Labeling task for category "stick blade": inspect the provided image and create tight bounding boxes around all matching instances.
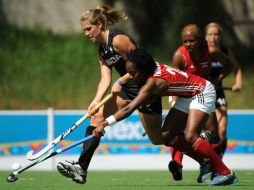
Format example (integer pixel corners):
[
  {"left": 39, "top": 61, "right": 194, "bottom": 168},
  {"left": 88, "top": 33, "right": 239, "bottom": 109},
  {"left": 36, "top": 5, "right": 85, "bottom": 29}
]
[
  {"left": 26, "top": 150, "right": 38, "bottom": 161},
  {"left": 7, "top": 174, "right": 18, "bottom": 182}
]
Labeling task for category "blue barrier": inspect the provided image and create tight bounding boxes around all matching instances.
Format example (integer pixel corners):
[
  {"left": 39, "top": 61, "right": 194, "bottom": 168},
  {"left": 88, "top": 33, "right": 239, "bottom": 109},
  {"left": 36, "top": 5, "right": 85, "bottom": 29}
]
[{"left": 0, "top": 110, "right": 254, "bottom": 155}]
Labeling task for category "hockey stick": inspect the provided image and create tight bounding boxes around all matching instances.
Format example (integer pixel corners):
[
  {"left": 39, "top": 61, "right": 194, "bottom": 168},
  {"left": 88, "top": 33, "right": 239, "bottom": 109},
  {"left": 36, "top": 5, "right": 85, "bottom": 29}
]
[
  {"left": 215, "top": 86, "right": 232, "bottom": 91},
  {"left": 222, "top": 87, "right": 232, "bottom": 91},
  {"left": 26, "top": 93, "right": 113, "bottom": 160},
  {"left": 7, "top": 135, "right": 94, "bottom": 183}
]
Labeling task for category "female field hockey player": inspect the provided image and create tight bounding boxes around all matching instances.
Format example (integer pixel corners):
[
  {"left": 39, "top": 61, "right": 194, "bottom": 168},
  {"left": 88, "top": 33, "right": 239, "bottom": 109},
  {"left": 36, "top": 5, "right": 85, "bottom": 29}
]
[
  {"left": 93, "top": 48, "right": 238, "bottom": 186},
  {"left": 56, "top": 4, "right": 163, "bottom": 184},
  {"left": 205, "top": 22, "right": 243, "bottom": 158},
  {"left": 167, "top": 24, "right": 233, "bottom": 183}
]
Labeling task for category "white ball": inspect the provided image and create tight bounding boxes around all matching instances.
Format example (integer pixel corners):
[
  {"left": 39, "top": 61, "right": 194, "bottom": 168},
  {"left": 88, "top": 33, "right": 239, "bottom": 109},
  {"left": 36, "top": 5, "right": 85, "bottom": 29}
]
[{"left": 12, "top": 163, "right": 21, "bottom": 171}]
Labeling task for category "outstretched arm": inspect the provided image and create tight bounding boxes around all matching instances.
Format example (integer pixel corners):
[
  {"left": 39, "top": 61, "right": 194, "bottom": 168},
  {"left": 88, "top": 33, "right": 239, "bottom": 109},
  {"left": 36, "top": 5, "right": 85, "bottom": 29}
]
[
  {"left": 170, "top": 49, "right": 183, "bottom": 106},
  {"left": 93, "top": 78, "right": 157, "bottom": 137},
  {"left": 228, "top": 50, "right": 242, "bottom": 91}
]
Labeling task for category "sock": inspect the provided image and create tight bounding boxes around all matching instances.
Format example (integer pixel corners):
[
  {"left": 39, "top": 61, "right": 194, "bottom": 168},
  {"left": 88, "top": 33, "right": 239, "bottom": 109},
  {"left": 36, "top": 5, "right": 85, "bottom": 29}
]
[
  {"left": 172, "top": 134, "right": 204, "bottom": 164},
  {"left": 211, "top": 143, "right": 221, "bottom": 157},
  {"left": 78, "top": 125, "right": 101, "bottom": 171},
  {"left": 193, "top": 138, "right": 231, "bottom": 175},
  {"left": 170, "top": 147, "right": 183, "bottom": 166}
]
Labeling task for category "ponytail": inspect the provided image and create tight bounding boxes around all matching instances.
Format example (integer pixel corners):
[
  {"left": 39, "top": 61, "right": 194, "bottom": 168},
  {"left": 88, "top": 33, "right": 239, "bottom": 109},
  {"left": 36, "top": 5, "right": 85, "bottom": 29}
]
[{"left": 80, "top": 4, "right": 127, "bottom": 27}]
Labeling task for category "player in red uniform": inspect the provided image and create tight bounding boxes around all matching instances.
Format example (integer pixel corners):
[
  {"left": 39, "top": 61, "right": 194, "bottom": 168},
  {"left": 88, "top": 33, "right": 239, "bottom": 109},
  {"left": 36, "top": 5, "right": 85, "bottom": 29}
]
[
  {"left": 168, "top": 24, "right": 233, "bottom": 183},
  {"left": 93, "top": 48, "right": 238, "bottom": 186}
]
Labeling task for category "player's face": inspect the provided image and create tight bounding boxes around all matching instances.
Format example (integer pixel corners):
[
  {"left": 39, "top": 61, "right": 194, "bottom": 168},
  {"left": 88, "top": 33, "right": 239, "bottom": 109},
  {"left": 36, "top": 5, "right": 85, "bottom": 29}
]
[
  {"left": 205, "top": 26, "right": 221, "bottom": 47},
  {"left": 126, "top": 61, "right": 146, "bottom": 85},
  {"left": 81, "top": 21, "right": 103, "bottom": 43},
  {"left": 182, "top": 33, "right": 198, "bottom": 52}
]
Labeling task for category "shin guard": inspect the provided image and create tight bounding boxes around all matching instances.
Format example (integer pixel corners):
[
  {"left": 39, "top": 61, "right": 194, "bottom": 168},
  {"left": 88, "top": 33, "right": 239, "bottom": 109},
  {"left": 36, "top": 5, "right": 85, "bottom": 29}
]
[{"left": 78, "top": 126, "right": 101, "bottom": 171}]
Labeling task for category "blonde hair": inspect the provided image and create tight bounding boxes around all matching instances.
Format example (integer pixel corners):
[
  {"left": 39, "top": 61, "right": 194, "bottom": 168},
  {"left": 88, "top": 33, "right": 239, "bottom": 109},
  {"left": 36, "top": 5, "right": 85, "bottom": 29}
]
[
  {"left": 205, "top": 22, "right": 223, "bottom": 35},
  {"left": 80, "top": 4, "right": 127, "bottom": 27}
]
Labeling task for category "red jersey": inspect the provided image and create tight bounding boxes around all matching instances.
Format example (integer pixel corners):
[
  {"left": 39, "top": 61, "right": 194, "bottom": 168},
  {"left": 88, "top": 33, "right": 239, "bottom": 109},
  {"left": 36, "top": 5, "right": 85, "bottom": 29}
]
[
  {"left": 151, "top": 63, "right": 206, "bottom": 98},
  {"left": 178, "top": 43, "right": 212, "bottom": 78}
]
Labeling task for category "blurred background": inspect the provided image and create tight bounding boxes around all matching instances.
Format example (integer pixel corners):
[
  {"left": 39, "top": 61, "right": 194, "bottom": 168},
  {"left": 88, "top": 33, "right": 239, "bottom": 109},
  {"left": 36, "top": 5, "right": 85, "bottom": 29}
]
[
  {"left": 0, "top": 0, "right": 253, "bottom": 109},
  {"left": 0, "top": 0, "right": 254, "bottom": 172}
]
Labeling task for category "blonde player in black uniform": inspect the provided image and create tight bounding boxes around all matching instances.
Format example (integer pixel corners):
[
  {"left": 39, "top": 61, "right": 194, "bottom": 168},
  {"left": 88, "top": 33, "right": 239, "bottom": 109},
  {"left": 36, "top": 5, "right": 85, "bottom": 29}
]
[
  {"left": 205, "top": 22, "right": 243, "bottom": 158},
  {"left": 56, "top": 4, "right": 163, "bottom": 184}
]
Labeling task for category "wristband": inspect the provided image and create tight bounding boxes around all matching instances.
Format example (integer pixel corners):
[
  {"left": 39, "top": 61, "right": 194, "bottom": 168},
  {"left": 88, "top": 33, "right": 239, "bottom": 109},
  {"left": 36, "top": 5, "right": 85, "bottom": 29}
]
[
  {"left": 115, "top": 80, "right": 122, "bottom": 86},
  {"left": 105, "top": 115, "right": 117, "bottom": 125}
]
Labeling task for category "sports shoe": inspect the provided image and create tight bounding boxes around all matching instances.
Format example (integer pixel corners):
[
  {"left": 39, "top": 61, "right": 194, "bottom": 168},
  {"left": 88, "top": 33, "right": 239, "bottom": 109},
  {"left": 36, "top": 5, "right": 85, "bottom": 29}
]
[
  {"left": 208, "top": 172, "right": 238, "bottom": 186},
  {"left": 57, "top": 160, "right": 87, "bottom": 184},
  {"left": 168, "top": 160, "right": 182, "bottom": 181},
  {"left": 197, "top": 162, "right": 212, "bottom": 183}
]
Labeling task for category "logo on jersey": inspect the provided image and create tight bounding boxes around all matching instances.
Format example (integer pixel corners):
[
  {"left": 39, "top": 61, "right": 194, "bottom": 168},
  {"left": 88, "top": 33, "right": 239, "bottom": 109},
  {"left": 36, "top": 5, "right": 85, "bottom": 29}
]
[
  {"left": 212, "top": 61, "right": 223, "bottom": 68},
  {"left": 200, "top": 62, "right": 209, "bottom": 68},
  {"left": 105, "top": 55, "right": 121, "bottom": 66},
  {"left": 217, "top": 98, "right": 227, "bottom": 106}
]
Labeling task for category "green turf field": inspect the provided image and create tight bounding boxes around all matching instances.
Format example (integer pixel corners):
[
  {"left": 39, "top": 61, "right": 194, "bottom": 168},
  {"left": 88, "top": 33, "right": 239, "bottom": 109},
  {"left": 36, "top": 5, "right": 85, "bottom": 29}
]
[{"left": 0, "top": 170, "right": 254, "bottom": 190}]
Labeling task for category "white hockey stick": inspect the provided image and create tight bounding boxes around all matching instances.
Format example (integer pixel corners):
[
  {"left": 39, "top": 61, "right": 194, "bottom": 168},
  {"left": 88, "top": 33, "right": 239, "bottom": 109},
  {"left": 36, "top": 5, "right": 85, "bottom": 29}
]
[
  {"left": 7, "top": 135, "right": 94, "bottom": 183},
  {"left": 26, "top": 93, "right": 113, "bottom": 160}
]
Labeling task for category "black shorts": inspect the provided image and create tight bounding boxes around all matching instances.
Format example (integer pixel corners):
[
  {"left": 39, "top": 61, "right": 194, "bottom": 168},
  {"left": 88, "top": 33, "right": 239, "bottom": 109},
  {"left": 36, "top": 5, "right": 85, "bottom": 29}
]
[
  {"left": 118, "top": 84, "right": 162, "bottom": 115},
  {"left": 215, "top": 86, "right": 227, "bottom": 108},
  {"left": 138, "top": 95, "right": 162, "bottom": 115}
]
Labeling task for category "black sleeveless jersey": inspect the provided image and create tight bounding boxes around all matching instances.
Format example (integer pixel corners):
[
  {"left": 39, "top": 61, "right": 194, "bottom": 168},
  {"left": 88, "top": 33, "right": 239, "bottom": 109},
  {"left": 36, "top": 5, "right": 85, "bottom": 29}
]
[
  {"left": 209, "top": 46, "right": 229, "bottom": 86},
  {"left": 98, "top": 29, "right": 139, "bottom": 99},
  {"left": 209, "top": 46, "right": 229, "bottom": 105}
]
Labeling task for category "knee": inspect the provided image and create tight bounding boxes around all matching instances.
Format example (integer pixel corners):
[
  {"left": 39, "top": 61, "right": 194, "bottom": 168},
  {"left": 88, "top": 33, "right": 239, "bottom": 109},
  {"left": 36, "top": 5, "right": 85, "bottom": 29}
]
[
  {"left": 184, "top": 132, "right": 198, "bottom": 144},
  {"left": 160, "top": 131, "right": 176, "bottom": 146},
  {"left": 90, "top": 113, "right": 105, "bottom": 125},
  {"left": 146, "top": 133, "right": 164, "bottom": 145},
  {"left": 161, "top": 130, "right": 170, "bottom": 140}
]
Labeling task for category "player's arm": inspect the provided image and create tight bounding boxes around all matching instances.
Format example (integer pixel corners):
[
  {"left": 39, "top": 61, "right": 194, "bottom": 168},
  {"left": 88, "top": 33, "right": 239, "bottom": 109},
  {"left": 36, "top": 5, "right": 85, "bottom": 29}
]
[
  {"left": 93, "top": 78, "right": 156, "bottom": 137},
  {"left": 209, "top": 46, "right": 233, "bottom": 81},
  {"left": 110, "top": 35, "right": 136, "bottom": 92},
  {"left": 112, "top": 34, "right": 136, "bottom": 61},
  {"left": 228, "top": 49, "right": 242, "bottom": 91},
  {"left": 114, "top": 79, "right": 155, "bottom": 119},
  {"left": 114, "top": 73, "right": 131, "bottom": 85},
  {"left": 170, "top": 49, "right": 183, "bottom": 105},
  {"left": 111, "top": 73, "right": 131, "bottom": 94},
  {"left": 172, "top": 49, "right": 184, "bottom": 70},
  {"left": 89, "top": 54, "right": 111, "bottom": 114}
]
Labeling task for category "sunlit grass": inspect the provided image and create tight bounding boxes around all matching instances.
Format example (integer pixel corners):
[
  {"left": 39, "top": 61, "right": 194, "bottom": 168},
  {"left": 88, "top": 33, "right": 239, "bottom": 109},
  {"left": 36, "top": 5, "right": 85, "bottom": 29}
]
[{"left": 0, "top": 170, "right": 253, "bottom": 190}]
